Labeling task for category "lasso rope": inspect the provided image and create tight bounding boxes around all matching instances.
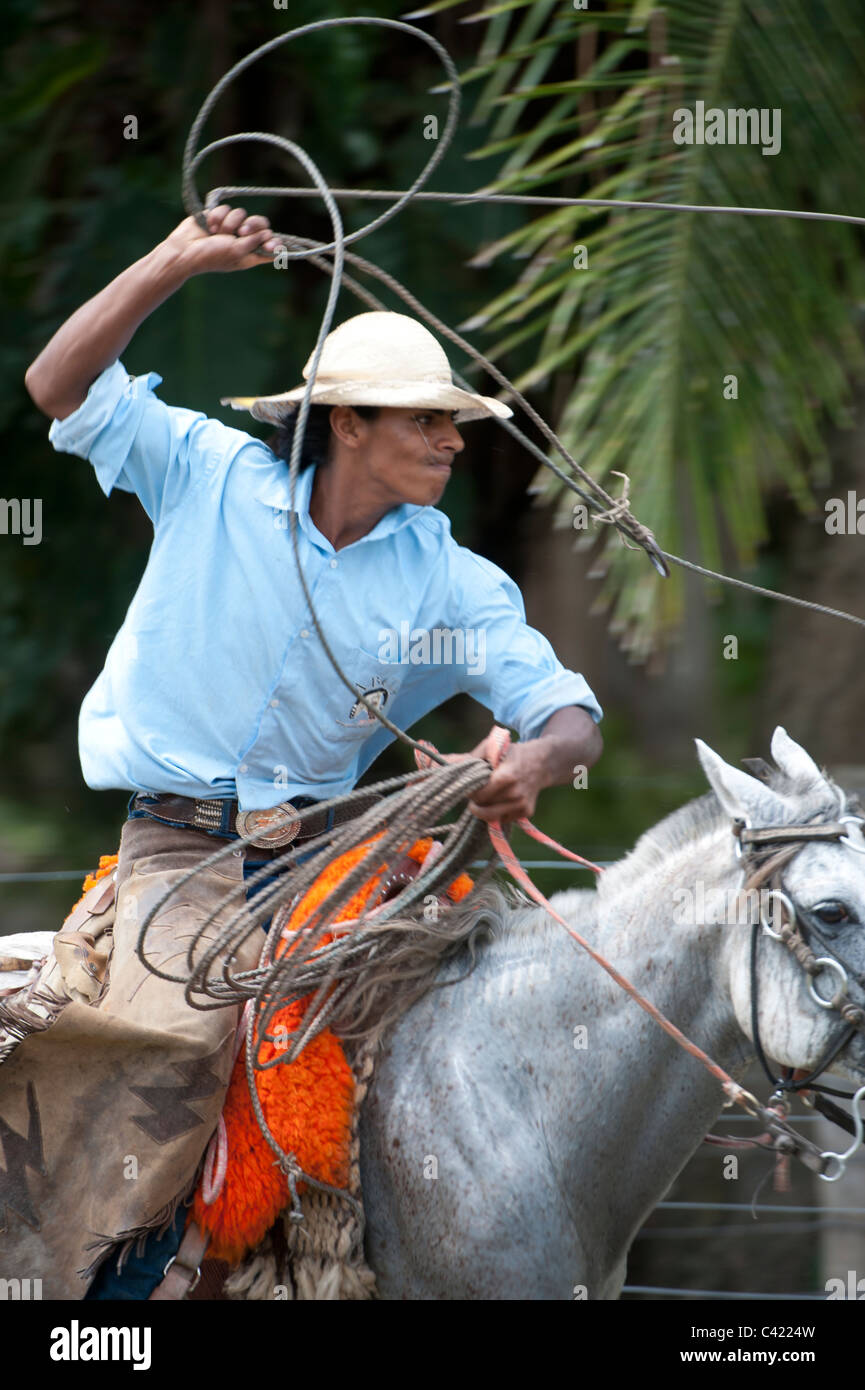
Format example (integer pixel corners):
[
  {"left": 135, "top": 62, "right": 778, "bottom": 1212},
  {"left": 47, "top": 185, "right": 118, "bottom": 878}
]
[
  {"left": 209, "top": 182, "right": 865, "bottom": 229},
  {"left": 262, "top": 233, "right": 865, "bottom": 632},
  {"left": 135, "top": 756, "right": 496, "bottom": 1012}
]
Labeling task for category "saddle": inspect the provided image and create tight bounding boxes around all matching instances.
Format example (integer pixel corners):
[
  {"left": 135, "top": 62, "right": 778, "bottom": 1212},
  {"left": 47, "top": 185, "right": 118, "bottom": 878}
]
[{"left": 0, "top": 856, "right": 117, "bottom": 1062}]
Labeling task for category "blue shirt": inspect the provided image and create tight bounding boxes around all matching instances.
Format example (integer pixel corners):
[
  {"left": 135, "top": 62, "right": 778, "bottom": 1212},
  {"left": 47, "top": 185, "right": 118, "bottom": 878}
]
[{"left": 49, "top": 361, "right": 602, "bottom": 810}]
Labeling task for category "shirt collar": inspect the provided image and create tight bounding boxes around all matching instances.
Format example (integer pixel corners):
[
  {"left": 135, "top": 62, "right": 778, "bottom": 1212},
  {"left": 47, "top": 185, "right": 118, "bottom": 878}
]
[{"left": 254, "top": 457, "right": 431, "bottom": 546}]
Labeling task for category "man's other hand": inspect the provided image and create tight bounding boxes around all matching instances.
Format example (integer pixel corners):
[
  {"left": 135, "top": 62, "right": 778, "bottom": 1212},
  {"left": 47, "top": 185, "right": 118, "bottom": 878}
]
[
  {"left": 447, "top": 706, "right": 603, "bottom": 825},
  {"left": 465, "top": 735, "right": 550, "bottom": 824}
]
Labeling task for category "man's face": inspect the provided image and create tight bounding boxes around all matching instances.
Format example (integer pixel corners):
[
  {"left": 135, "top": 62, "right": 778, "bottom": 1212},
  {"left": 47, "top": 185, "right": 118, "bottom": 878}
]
[{"left": 344, "top": 407, "right": 465, "bottom": 507}]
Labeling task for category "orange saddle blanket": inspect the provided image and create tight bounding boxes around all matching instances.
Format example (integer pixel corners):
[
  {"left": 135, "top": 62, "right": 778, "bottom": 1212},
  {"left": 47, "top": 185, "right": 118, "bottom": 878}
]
[{"left": 189, "top": 834, "right": 472, "bottom": 1263}]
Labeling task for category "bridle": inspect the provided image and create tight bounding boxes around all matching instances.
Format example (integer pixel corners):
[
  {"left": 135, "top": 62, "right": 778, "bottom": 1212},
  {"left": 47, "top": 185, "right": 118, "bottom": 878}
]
[{"left": 735, "top": 806, "right": 865, "bottom": 1175}]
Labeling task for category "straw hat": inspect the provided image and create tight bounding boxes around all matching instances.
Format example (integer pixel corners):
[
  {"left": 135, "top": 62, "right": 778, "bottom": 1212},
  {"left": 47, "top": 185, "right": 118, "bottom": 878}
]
[{"left": 221, "top": 311, "right": 513, "bottom": 425}]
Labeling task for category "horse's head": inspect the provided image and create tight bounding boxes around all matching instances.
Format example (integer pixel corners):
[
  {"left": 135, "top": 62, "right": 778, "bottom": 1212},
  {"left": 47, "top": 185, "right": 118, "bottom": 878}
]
[{"left": 697, "top": 727, "right": 865, "bottom": 1087}]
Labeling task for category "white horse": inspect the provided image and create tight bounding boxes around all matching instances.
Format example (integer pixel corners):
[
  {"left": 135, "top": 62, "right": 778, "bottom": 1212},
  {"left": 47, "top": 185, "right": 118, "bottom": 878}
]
[{"left": 357, "top": 728, "right": 865, "bottom": 1298}]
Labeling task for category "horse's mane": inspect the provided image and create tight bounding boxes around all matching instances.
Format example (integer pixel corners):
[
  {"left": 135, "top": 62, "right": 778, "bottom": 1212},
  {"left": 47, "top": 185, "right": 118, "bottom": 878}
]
[{"left": 606, "top": 790, "right": 723, "bottom": 879}]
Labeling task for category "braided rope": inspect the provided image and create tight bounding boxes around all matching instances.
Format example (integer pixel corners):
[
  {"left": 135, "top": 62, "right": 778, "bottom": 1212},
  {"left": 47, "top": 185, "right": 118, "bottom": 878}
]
[
  {"left": 659, "top": 553, "right": 865, "bottom": 631},
  {"left": 208, "top": 182, "right": 865, "bottom": 229},
  {"left": 182, "top": 18, "right": 465, "bottom": 760},
  {"left": 282, "top": 240, "right": 865, "bottom": 631}
]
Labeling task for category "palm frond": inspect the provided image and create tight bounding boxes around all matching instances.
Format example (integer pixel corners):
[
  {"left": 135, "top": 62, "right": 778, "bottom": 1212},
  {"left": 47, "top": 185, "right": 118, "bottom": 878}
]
[{"left": 445, "top": 0, "right": 865, "bottom": 655}]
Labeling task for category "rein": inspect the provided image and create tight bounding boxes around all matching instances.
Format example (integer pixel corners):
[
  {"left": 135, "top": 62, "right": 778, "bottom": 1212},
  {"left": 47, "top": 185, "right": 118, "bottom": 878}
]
[{"left": 483, "top": 735, "right": 752, "bottom": 1101}]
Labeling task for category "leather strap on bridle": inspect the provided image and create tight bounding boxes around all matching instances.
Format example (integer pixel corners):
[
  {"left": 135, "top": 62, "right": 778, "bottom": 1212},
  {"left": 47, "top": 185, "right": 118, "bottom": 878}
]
[
  {"left": 742, "top": 827, "right": 865, "bottom": 1122},
  {"left": 735, "top": 820, "right": 852, "bottom": 853},
  {"left": 702, "top": 818, "right": 865, "bottom": 1165},
  {"left": 749, "top": 912, "right": 857, "bottom": 1094}
]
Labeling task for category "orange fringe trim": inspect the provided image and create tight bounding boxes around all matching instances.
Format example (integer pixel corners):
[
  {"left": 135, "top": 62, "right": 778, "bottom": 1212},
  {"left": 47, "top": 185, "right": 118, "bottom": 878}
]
[
  {"left": 69, "top": 854, "right": 118, "bottom": 917},
  {"left": 192, "top": 835, "right": 472, "bottom": 1263}
]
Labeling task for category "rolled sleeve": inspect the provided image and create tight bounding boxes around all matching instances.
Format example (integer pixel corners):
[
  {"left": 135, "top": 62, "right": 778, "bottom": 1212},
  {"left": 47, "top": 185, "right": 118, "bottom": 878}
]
[
  {"left": 48, "top": 360, "right": 251, "bottom": 524},
  {"left": 453, "top": 550, "right": 602, "bottom": 740}
]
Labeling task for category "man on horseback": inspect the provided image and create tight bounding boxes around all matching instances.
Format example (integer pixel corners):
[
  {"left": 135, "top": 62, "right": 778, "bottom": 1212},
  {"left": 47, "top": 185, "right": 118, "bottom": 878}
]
[{"left": 19, "top": 203, "right": 603, "bottom": 1298}]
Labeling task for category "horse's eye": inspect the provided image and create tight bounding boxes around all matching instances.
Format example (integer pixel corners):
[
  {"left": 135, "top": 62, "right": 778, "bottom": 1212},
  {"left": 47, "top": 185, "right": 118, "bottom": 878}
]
[{"left": 813, "top": 902, "right": 850, "bottom": 926}]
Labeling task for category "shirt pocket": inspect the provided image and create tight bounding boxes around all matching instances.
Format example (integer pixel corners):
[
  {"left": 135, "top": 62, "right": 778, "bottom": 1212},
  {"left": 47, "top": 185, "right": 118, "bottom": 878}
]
[{"left": 328, "top": 645, "right": 407, "bottom": 741}]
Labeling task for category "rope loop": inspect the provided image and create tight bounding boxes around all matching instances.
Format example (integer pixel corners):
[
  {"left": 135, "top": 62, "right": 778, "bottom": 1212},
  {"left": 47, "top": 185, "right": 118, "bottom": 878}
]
[{"left": 182, "top": 17, "right": 461, "bottom": 258}]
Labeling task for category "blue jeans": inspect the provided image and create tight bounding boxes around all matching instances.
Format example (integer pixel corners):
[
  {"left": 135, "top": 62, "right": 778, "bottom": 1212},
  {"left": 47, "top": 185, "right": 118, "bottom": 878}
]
[{"left": 84, "top": 1206, "right": 188, "bottom": 1300}]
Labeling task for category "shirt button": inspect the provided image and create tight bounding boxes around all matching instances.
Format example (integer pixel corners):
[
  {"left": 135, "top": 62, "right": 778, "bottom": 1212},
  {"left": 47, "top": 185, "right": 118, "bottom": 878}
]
[
  {"left": 300, "top": 628, "right": 310, "bottom": 638},
  {"left": 330, "top": 559, "right": 338, "bottom": 569},
  {"left": 270, "top": 699, "right": 279, "bottom": 708},
  {"left": 240, "top": 764, "right": 248, "bottom": 773}
]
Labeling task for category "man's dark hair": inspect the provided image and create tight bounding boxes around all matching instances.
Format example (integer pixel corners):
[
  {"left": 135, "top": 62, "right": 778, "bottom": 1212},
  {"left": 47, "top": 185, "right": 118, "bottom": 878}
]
[{"left": 268, "top": 403, "right": 379, "bottom": 471}]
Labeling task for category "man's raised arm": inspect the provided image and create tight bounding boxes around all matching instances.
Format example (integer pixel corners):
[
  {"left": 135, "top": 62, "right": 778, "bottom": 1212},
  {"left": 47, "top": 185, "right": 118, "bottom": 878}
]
[{"left": 25, "top": 206, "right": 280, "bottom": 421}]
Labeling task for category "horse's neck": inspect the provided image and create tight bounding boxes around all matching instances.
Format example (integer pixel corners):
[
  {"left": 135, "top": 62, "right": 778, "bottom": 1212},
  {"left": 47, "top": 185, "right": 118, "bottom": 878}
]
[
  {"left": 592, "top": 826, "right": 750, "bottom": 1067},
  {"left": 524, "top": 832, "right": 752, "bottom": 1244}
]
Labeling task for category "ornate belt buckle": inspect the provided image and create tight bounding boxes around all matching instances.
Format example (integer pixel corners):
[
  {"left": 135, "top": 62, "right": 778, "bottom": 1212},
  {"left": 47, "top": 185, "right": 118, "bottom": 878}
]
[{"left": 236, "top": 801, "right": 302, "bottom": 849}]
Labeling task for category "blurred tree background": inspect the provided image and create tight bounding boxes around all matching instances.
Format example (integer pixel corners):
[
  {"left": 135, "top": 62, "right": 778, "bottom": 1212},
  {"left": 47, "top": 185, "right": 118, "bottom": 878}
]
[
  {"left": 3, "top": 0, "right": 865, "bottom": 1302},
  {"left": 2, "top": 0, "right": 864, "bottom": 927},
  {"left": 1, "top": 2, "right": 865, "bottom": 934}
]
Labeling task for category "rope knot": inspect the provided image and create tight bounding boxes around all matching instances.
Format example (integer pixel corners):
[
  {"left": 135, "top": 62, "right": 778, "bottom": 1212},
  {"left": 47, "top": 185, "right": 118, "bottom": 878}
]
[{"left": 590, "top": 472, "right": 659, "bottom": 556}]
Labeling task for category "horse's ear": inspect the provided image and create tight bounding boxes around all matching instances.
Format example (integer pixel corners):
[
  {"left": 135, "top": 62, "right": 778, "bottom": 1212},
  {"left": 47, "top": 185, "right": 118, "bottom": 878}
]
[
  {"left": 695, "top": 739, "right": 788, "bottom": 823},
  {"left": 769, "top": 726, "right": 826, "bottom": 789}
]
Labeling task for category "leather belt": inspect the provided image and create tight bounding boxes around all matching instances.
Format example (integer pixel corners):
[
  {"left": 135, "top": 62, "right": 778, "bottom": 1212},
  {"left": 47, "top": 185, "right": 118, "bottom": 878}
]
[{"left": 131, "top": 790, "right": 382, "bottom": 850}]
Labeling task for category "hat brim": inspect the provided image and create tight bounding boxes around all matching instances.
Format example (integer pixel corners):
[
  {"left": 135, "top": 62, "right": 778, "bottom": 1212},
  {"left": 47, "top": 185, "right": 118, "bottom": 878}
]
[{"left": 221, "top": 380, "right": 513, "bottom": 426}]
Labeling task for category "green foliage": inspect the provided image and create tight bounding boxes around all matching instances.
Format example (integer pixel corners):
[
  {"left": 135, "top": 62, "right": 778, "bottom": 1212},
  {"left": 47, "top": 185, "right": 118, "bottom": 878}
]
[{"left": 422, "top": 0, "right": 865, "bottom": 657}]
